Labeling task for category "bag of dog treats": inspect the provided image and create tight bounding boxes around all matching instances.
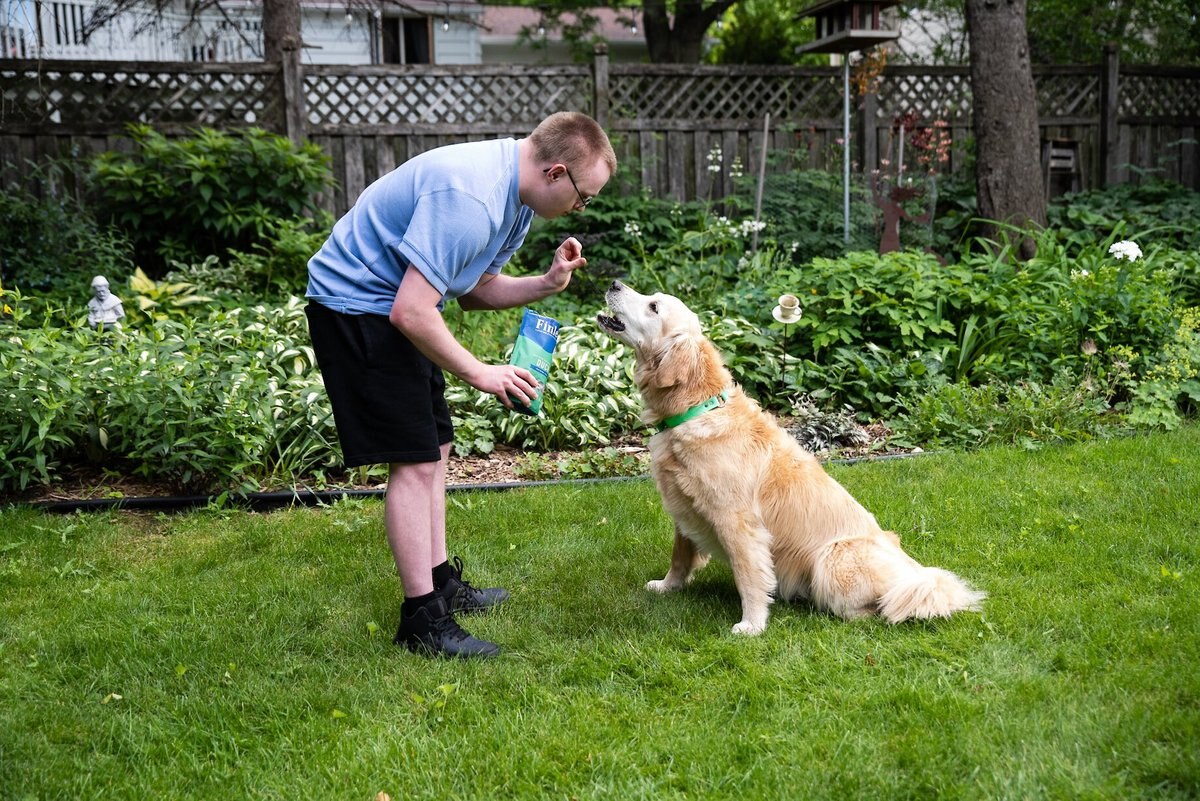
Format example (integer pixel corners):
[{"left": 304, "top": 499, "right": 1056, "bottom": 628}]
[{"left": 507, "top": 308, "right": 560, "bottom": 415}]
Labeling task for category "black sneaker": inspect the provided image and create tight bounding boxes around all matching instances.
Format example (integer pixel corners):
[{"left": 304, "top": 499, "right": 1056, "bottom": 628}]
[
  {"left": 393, "top": 595, "right": 500, "bottom": 659},
  {"left": 437, "top": 556, "right": 510, "bottom": 614}
]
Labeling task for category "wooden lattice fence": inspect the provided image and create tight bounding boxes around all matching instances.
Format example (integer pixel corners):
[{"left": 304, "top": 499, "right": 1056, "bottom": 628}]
[{"left": 2, "top": 49, "right": 1198, "bottom": 217}]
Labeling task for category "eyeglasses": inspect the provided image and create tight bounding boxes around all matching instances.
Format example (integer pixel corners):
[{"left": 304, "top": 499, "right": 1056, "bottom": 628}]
[{"left": 543, "top": 166, "right": 593, "bottom": 209}]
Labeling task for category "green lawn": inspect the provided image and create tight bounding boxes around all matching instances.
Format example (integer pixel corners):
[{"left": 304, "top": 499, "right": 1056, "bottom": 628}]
[{"left": 2, "top": 428, "right": 1198, "bottom": 800}]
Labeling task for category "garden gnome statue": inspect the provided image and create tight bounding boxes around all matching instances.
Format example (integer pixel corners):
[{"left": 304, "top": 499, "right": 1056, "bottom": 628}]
[{"left": 87, "top": 275, "right": 125, "bottom": 329}]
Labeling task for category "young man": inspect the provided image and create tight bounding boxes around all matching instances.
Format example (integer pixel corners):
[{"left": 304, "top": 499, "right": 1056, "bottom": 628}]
[{"left": 306, "top": 111, "right": 617, "bottom": 659}]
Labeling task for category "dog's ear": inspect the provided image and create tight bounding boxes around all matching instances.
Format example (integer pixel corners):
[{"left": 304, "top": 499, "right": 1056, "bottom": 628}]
[{"left": 649, "top": 334, "right": 702, "bottom": 389}]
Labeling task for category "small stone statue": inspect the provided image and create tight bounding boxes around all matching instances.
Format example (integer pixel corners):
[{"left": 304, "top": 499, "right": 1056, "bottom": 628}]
[{"left": 87, "top": 275, "right": 125, "bottom": 329}]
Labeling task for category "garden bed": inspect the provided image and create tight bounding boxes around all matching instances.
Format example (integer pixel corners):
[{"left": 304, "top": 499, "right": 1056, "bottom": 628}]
[{"left": 9, "top": 421, "right": 905, "bottom": 507}]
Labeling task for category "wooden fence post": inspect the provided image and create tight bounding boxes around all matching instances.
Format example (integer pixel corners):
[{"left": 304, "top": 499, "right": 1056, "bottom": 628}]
[
  {"left": 281, "top": 35, "right": 306, "bottom": 145},
  {"left": 862, "top": 90, "right": 878, "bottom": 174},
  {"left": 592, "top": 42, "right": 610, "bottom": 128},
  {"left": 1100, "top": 42, "right": 1119, "bottom": 188}
]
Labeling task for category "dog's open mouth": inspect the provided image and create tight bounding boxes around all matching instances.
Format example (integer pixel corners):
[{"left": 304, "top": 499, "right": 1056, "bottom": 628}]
[{"left": 597, "top": 313, "right": 626, "bottom": 333}]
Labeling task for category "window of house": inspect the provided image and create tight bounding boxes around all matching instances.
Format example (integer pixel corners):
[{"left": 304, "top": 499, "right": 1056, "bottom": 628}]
[
  {"left": 380, "top": 16, "right": 431, "bottom": 64},
  {"left": 52, "top": 2, "right": 86, "bottom": 46}
]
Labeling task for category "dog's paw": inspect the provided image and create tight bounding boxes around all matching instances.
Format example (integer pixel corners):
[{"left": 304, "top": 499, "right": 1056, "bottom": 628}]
[
  {"left": 731, "top": 620, "right": 767, "bottom": 636},
  {"left": 646, "top": 579, "right": 679, "bottom": 594}
]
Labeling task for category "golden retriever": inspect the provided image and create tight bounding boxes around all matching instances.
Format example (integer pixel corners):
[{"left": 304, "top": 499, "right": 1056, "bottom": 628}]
[{"left": 597, "top": 281, "right": 985, "bottom": 635}]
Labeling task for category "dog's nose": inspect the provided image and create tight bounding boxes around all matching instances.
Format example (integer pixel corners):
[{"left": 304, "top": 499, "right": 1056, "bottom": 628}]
[{"left": 609, "top": 280, "right": 624, "bottom": 292}]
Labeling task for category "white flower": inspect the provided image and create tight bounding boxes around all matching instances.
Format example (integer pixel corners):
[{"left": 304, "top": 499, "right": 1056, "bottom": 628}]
[
  {"left": 1070, "top": 269, "right": 1090, "bottom": 280},
  {"left": 789, "top": 241, "right": 800, "bottom": 254},
  {"left": 624, "top": 222, "right": 641, "bottom": 237},
  {"left": 738, "top": 219, "right": 767, "bottom": 237},
  {"left": 729, "top": 156, "right": 744, "bottom": 179},
  {"left": 1108, "top": 240, "right": 1142, "bottom": 261}
]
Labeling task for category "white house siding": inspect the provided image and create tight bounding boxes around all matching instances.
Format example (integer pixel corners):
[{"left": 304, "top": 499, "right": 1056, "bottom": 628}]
[
  {"left": 0, "top": 0, "right": 484, "bottom": 64},
  {"left": 301, "top": 12, "right": 371, "bottom": 65},
  {"left": 434, "top": 21, "right": 481, "bottom": 65}
]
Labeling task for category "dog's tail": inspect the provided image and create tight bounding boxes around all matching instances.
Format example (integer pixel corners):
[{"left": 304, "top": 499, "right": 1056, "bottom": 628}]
[{"left": 878, "top": 566, "right": 986, "bottom": 624}]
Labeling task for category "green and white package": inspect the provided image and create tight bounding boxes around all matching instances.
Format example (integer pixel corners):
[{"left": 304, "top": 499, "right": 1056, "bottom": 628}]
[{"left": 507, "top": 308, "right": 560, "bottom": 415}]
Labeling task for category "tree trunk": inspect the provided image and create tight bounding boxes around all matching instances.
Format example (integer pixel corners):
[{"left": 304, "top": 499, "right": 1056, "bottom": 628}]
[
  {"left": 642, "top": 0, "right": 737, "bottom": 63},
  {"left": 965, "top": 0, "right": 1046, "bottom": 259},
  {"left": 262, "top": 0, "right": 301, "bottom": 64}
]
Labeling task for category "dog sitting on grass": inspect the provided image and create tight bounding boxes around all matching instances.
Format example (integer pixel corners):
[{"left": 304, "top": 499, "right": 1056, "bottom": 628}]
[{"left": 597, "top": 280, "right": 985, "bottom": 635}]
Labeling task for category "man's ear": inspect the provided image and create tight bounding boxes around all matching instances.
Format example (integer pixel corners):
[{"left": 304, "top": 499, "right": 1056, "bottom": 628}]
[{"left": 650, "top": 334, "right": 701, "bottom": 389}]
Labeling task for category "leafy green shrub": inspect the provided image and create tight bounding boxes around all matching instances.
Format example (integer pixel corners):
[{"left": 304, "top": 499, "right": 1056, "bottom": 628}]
[
  {"left": 744, "top": 168, "right": 877, "bottom": 263},
  {"left": 963, "top": 233, "right": 1190, "bottom": 388},
  {"left": 890, "top": 373, "right": 1120, "bottom": 451},
  {"left": 513, "top": 188, "right": 712, "bottom": 305},
  {"left": 224, "top": 213, "right": 335, "bottom": 297},
  {"left": 1118, "top": 308, "right": 1200, "bottom": 430},
  {"left": 128, "top": 267, "right": 213, "bottom": 322},
  {"left": 513, "top": 447, "right": 648, "bottom": 481},
  {"left": 0, "top": 167, "right": 134, "bottom": 297},
  {"left": 446, "top": 325, "right": 643, "bottom": 455},
  {"left": 772, "top": 250, "right": 972, "bottom": 359},
  {"left": 89, "top": 125, "right": 334, "bottom": 273},
  {"left": 1047, "top": 179, "right": 1200, "bottom": 252},
  {"left": 0, "top": 298, "right": 338, "bottom": 493},
  {"left": 797, "top": 344, "right": 950, "bottom": 417}
]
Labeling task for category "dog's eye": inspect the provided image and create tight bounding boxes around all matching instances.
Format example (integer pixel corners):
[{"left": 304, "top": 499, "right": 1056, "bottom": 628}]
[{"left": 649, "top": 301, "right": 658, "bottom": 314}]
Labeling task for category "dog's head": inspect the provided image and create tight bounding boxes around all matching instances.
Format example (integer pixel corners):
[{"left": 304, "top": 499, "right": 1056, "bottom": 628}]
[
  {"left": 597, "top": 281, "right": 725, "bottom": 396},
  {"left": 596, "top": 281, "right": 702, "bottom": 350}
]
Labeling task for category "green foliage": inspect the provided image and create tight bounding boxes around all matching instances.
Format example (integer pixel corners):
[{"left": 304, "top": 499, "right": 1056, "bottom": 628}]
[
  {"left": 705, "top": 0, "right": 820, "bottom": 66},
  {"left": 446, "top": 325, "right": 643, "bottom": 456},
  {"left": 799, "top": 344, "right": 951, "bottom": 417},
  {"left": 747, "top": 168, "right": 877, "bottom": 264},
  {"left": 0, "top": 298, "right": 338, "bottom": 493},
  {"left": 154, "top": 212, "right": 333, "bottom": 308},
  {"left": 905, "top": 0, "right": 1200, "bottom": 65},
  {"left": 1047, "top": 178, "right": 1200, "bottom": 253},
  {"left": 88, "top": 125, "right": 334, "bottom": 273},
  {"left": 1026, "top": 0, "right": 1200, "bottom": 64},
  {"left": 513, "top": 447, "right": 647, "bottom": 481},
  {"left": 776, "top": 250, "right": 969, "bottom": 357},
  {"left": 5, "top": 152, "right": 1200, "bottom": 491},
  {"left": 512, "top": 188, "right": 709, "bottom": 306},
  {"left": 223, "top": 212, "right": 336, "bottom": 298},
  {"left": 890, "top": 373, "right": 1118, "bottom": 450},
  {"left": 0, "top": 166, "right": 134, "bottom": 296},
  {"left": 704, "top": 314, "right": 785, "bottom": 400},
  {"left": 128, "top": 266, "right": 212, "bottom": 322}
]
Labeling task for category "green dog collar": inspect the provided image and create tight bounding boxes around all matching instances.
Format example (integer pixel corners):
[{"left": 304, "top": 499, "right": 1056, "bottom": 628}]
[{"left": 655, "top": 390, "right": 730, "bottom": 433}]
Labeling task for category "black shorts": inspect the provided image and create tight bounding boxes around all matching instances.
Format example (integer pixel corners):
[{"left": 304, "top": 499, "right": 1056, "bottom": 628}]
[{"left": 306, "top": 301, "right": 453, "bottom": 467}]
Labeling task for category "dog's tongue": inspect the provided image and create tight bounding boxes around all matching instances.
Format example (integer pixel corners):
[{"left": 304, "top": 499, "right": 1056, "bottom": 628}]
[{"left": 597, "top": 313, "right": 625, "bottom": 332}]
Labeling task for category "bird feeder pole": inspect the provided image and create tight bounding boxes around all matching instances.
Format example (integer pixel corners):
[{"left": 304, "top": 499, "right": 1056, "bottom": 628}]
[{"left": 795, "top": 0, "right": 902, "bottom": 246}]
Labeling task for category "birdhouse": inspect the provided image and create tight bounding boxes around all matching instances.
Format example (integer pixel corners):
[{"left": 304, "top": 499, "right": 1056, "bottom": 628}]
[{"left": 795, "top": 0, "right": 901, "bottom": 54}]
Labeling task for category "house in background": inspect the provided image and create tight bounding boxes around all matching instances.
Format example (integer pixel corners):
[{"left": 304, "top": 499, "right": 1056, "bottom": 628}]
[
  {"left": 0, "top": 1, "right": 649, "bottom": 65},
  {"left": 0, "top": 0, "right": 486, "bottom": 64}
]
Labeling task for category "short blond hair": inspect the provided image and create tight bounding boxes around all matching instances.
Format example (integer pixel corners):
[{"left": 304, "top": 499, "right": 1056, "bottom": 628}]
[{"left": 529, "top": 111, "right": 617, "bottom": 175}]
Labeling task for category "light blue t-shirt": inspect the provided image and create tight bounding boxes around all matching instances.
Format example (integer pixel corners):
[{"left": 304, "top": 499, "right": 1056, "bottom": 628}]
[{"left": 306, "top": 137, "right": 534, "bottom": 315}]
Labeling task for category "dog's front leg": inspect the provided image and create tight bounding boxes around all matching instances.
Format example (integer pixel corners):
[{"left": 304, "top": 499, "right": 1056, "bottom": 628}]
[
  {"left": 720, "top": 520, "right": 775, "bottom": 636},
  {"left": 646, "top": 524, "right": 708, "bottom": 593}
]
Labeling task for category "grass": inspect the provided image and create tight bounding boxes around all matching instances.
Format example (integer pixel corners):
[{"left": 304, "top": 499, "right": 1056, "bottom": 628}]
[{"left": 1, "top": 428, "right": 1198, "bottom": 800}]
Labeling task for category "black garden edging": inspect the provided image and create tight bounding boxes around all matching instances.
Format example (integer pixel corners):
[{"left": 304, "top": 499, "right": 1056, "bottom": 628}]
[{"left": 27, "top": 452, "right": 929, "bottom": 514}]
